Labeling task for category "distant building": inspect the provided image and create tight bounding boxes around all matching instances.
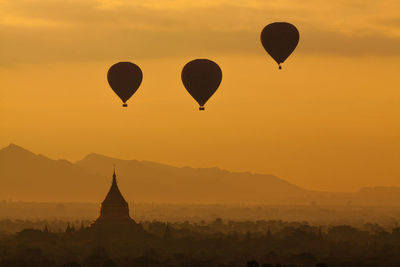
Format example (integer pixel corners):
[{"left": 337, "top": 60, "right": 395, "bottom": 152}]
[{"left": 91, "top": 169, "right": 139, "bottom": 231}]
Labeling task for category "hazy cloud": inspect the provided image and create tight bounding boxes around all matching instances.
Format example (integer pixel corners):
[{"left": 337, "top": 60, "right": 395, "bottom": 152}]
[{"left": 1, "top": 0, "right": 399, "bottom": 64}]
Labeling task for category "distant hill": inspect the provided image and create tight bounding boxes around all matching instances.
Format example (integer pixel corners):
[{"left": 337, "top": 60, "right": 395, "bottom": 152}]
[
  {"left": 1, "top": 144, "right": 400, "bottom": 205},
  {"left": 76, "top": 152, "right": 308, "bottom": 203},
  {"left": 0, "top": 144, "right": 308, "bottom": 203},
  {"left": 0, "top": 144, "right": 105, "bottom": 202}
]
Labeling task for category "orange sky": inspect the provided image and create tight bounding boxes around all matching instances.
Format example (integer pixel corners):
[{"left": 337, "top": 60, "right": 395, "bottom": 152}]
[{"left": 1, "top": 0, "right": 399, "bottom": 192}]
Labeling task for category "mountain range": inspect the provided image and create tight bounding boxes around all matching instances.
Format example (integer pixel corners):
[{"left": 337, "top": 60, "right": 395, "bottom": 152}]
[{"left": 1, "top": 144, "right": 399, "bottom": 205}]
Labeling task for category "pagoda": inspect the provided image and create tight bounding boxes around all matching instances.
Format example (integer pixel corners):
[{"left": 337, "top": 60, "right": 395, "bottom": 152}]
[{"left": 91, "top": 168, "right": 138, "bottom": 229}]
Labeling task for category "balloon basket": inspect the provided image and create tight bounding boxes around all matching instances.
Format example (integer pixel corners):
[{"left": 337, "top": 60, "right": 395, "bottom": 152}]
[
  {"left": 199, "top": 106, "right": 205, "bottom": 111},
  {"left": 122, "top": 103, "right": 128, "bottom": 107}
]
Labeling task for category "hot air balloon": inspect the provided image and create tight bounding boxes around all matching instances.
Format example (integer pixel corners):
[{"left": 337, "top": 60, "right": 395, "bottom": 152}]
[
  {"left": 181, "top": 59, "right": 222, "bottom": 111},
  {"left": 261, "top": 22, "right": 299, "bottom": 69},
  {"left": 107, "top": 62, "right": 143, "bottom": 107}
]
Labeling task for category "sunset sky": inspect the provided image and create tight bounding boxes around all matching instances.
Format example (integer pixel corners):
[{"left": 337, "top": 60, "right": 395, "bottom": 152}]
[{"left": 1, "top": 0, "right": 399, "bottom": 192}]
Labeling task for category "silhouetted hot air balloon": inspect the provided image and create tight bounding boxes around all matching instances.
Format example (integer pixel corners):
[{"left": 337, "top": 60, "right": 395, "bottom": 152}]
[
  {"left": 261, "top": 22, "right": 299, "bottom": 69},
  {"left": 107, "top": 62, "right": 143, "bottom": 107},
  {"left": 181, "top": 59, "right": 222, "bottom": 111}
]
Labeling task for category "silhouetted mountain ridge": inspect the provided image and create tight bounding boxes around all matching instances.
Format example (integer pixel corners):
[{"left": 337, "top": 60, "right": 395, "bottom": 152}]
[
  {"left": 1, "top": 144, "right": 400, "bottom": 205},
  {"left": 76, "top": 151, "right": 307, "bottom": 203}
]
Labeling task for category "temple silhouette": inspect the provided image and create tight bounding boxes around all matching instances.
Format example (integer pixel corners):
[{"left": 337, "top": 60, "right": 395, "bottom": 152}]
[{"left": 91, "top": 169, "right": 141, "bottom": 232}]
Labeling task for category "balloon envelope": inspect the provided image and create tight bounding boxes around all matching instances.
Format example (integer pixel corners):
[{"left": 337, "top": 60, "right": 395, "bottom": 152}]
[
  {"left": 181, "top": 59, "right": 222, "bottom": 110},
  {"left": 107, "top": 62, "right": 143, "bottom": 106},
  {"left": 261, "top": 22, "right": 299, "bottom": 68}
]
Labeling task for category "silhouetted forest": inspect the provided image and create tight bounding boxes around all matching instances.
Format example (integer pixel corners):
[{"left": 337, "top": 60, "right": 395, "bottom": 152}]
[
  {"left": 1, "top": 218, "right": 400, "bottom": 266},
  {"left": 2, "top": 201, "right": 400, "bottom": 228}
]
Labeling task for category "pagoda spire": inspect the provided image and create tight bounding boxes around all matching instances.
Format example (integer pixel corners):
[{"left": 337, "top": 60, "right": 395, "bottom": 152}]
[
  {"left": 66, "top": 223, "right": 71, "bottom": 233},
  {"left": 113, "top": 164, "right": 117, "bottom": 183}
]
